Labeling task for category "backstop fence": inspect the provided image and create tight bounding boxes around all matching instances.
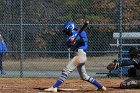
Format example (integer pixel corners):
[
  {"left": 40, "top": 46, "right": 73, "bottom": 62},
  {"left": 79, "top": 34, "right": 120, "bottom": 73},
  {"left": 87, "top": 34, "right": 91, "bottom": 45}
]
[{"left": 0, "top": 0, "right": 140, "bottom": 78}]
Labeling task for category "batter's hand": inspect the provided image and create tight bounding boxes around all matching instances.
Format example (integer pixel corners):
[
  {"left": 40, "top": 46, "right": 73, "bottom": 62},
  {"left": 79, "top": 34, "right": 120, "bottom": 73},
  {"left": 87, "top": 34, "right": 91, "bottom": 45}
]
[{"left": 70, "top": 38, "right": 75, "bottom": 45}]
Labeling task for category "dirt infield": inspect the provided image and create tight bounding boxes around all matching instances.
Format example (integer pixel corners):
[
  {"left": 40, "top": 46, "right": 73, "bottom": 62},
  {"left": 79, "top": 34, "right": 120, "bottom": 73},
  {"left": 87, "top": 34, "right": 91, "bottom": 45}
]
[{"left": 0, "top": 78, "right": 140, "bottom": 93}]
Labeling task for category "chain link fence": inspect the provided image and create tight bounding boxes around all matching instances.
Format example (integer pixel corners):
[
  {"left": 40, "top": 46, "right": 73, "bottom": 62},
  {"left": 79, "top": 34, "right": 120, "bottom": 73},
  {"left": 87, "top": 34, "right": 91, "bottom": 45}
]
[{"left": 0, "top": 0, "right": 140, "bottom": 78}]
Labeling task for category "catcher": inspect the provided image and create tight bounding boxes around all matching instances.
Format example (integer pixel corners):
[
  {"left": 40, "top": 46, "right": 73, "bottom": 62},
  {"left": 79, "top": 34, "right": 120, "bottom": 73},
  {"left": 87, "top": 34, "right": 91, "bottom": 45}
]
[{"left": 107, "top": 47, "right": 140, "bottom": 88}]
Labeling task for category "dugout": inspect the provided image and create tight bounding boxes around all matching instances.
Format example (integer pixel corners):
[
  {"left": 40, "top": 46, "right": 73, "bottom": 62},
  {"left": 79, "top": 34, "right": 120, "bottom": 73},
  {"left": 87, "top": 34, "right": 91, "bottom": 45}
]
[{"left": 108, "top": 32, "right": 140, "bottom": 77}]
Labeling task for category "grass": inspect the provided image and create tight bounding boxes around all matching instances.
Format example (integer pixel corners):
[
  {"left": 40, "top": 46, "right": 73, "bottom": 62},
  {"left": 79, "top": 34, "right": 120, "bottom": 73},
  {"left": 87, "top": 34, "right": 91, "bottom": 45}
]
[{"left": 3, "top": 54, "right": 117, "bottom": 71}]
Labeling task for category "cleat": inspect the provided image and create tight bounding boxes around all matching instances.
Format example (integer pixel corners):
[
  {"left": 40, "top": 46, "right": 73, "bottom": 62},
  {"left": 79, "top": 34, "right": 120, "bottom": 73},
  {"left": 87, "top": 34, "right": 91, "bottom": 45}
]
[
  {"left": 96, "top": 86, "right": 106, "bottom": 91},
  {"left": 44, "top": 87, "right": 57, "bottom": 92}
]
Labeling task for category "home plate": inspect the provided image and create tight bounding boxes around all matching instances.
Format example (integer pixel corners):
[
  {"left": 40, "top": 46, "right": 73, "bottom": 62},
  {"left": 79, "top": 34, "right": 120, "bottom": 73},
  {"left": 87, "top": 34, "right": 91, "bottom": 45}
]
[
  {"left": 37, "top": 88, "right": 79, "bottom": 93},
  {"left": 58, "top": 88, "right": 79, "bottom": 91}
]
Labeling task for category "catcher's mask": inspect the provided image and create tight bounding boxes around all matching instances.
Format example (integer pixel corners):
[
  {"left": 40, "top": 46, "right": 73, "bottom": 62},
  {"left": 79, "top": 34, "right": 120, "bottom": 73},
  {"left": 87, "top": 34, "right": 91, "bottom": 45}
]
[{"left": 129, "top": 47, "right": 138, "bottom": 58}]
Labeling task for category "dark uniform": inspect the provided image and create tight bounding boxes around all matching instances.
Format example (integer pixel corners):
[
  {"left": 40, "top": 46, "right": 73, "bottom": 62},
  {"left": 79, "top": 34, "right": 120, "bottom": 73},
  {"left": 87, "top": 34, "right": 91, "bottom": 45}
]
[{"left": 119, "top": 47, "right": 140, "bottom": 88}]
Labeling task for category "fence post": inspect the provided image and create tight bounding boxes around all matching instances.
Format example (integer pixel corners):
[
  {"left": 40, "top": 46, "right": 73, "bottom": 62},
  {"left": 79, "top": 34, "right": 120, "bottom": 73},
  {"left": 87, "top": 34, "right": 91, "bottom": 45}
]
[
  {"left": 20, "top": 0, "right": 23, "bottom": 78},
  {"left": 119, "top": 0, "right": 123, "bottom": 78}
]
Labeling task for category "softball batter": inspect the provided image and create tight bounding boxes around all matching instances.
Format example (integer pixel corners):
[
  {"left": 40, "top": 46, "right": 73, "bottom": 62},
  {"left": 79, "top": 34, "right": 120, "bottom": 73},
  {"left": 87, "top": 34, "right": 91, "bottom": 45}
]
[{"left": 45, "top": 22, "right": 106, "bottom": 92}]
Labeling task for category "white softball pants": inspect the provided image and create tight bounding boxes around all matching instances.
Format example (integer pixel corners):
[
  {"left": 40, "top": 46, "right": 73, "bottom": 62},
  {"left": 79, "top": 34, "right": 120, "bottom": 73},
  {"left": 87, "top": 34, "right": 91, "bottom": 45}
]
[{"left": 63, "top": 49, "right": 90, "bottom": 80}]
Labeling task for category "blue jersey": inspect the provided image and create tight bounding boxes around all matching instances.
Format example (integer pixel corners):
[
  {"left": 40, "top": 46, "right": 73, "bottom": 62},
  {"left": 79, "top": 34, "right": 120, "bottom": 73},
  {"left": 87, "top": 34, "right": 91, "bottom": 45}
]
[
  {"left": 0, "top": 39, "right": 8, "bottom": 55},
  {"left": 66, "top": 30, "right": 88, "bottom": 52}
]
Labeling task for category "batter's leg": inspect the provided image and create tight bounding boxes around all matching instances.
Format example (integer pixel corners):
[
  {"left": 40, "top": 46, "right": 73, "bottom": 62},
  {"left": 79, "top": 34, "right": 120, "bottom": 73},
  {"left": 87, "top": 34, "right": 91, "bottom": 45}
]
[
  {"left": 0, "top": 54, "right": 3, "bottom": 74},
  {"left": 52, "top": 56, "right": 79, "bottom": 89},
  {"left": 77, "top": 63, "right": 106, "bottom": 90}
]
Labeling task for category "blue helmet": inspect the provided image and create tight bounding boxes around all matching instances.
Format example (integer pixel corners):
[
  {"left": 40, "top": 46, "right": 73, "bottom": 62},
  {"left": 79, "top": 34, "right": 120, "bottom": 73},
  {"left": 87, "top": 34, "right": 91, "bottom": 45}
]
[{"left": 64, "top": 22, "right": 76, "bottom": 31}]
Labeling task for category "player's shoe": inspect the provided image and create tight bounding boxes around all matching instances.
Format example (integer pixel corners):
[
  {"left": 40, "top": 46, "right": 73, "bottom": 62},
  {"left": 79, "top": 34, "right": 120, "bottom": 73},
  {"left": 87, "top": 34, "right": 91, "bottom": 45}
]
[
  {"left": 96, "top": 86, "right": 106, "bottom": 91},
  {"left": 44, "top": 87, "right": 57, "bottom": 92}
]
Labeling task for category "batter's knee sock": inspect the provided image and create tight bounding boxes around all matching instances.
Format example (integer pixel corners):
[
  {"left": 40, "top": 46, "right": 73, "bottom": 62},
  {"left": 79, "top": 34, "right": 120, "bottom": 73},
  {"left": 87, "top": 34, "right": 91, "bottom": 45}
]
[
  {"left": 53, "top": 72, "right": 68, "bottom": 88},
  {"left": 88, "top": 77, "right": 104, "bottom": 89}
]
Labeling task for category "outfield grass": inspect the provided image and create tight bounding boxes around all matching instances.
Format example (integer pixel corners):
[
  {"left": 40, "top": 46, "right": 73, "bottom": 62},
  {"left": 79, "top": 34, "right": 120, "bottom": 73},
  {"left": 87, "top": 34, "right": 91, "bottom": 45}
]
[{"left": 3, "top": 54, "right": 117, "bottom": 72}]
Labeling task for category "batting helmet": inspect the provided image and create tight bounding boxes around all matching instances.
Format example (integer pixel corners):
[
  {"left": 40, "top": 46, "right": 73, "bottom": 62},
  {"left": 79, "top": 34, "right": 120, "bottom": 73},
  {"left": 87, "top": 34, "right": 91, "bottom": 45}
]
[{"left": 64, "top": 22, "right": 76, "bottom": 31}]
